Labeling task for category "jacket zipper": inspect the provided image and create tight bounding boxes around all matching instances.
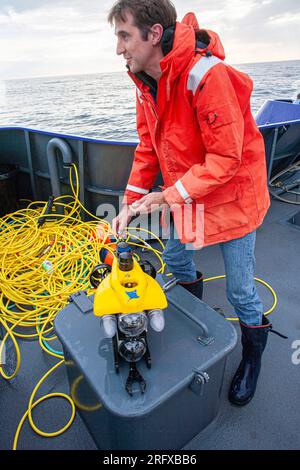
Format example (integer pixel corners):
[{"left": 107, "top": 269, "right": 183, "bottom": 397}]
[{"left": 142, "top": 94, "right": 159, "bottom": 133}]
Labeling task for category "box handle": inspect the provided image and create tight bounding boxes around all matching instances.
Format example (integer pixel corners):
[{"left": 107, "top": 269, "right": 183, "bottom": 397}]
[{"left": 168, "top": 298, "right": 214, "bottom": 346}]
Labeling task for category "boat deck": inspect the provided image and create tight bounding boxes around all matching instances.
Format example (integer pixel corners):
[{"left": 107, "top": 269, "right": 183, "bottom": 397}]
[{"left": 1, "top": 198, "right": 300, "bottom": 450}]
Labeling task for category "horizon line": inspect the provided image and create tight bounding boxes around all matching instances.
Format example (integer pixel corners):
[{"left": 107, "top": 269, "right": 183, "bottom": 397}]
[{"left": 2, "top": 58, "right": 300, "bottom": 82}]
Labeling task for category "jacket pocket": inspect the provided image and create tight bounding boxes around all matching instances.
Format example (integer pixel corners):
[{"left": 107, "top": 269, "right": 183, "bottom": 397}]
[
  {"left": 200, "top": 184, "right": 249, "bottom": 236},
  {"left": 199, "top": 103, "right": 237, "bottom": 148},
  {"left": 201, "top": 183, "right": 238, "bottom": 209}
]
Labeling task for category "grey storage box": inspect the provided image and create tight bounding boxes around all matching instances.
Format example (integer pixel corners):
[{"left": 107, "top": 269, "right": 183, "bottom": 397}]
[{"left": 54, "top": 276, "right": 237, "bottom": 450}]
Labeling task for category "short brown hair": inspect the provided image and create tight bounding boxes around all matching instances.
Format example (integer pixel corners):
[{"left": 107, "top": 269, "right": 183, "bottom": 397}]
[{"left": 108, "top": 0, "right": 177, "bottom": 40}]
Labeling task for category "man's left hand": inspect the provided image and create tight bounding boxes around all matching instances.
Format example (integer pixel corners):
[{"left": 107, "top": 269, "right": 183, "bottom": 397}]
[{"left": 131, "top": 192, "right": 167, "bottom": 215}]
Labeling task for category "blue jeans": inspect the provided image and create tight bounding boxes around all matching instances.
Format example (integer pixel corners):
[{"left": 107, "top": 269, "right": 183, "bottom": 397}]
[{"left": 162, "top": 224, "right": 263, "bottom": 326}]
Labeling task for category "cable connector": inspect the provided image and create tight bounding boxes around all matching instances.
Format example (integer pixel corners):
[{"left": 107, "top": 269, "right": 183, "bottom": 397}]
[{"left": 37, "top": 196, "right": 54, "bottom": 228}]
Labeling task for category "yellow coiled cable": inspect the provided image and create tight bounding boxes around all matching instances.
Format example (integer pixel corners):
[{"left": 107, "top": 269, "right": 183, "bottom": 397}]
[{"left": 0, "top": 163, "right": 165, "bottom": 448}]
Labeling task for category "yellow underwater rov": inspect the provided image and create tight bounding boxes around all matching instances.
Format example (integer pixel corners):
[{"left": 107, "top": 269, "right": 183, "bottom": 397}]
[{"left": 92, "top": 242, "right": 168, "bottom": 396}]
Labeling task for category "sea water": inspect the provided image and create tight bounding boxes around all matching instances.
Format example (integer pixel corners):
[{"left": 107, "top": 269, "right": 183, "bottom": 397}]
[{"left": 0, "top": 59, "right": 299, "bottom": 141}]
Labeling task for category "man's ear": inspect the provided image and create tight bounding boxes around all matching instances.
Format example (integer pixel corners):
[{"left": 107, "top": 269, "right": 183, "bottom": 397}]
[{"left": 149, "top": 23, "right": 164, "bottom": 45}]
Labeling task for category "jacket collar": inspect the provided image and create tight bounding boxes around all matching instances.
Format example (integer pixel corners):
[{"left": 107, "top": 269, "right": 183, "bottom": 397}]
[{"left": 159, "top": 21, "right": 196, "bottom": 80}]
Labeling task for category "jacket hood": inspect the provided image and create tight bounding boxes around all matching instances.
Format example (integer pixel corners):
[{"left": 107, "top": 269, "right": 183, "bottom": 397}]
[
  {"left": 203, "top": 29, "right": 226, "bottom": 60},
  {"left": 160, "top": 12, "right": 225, "bottom": 79},
  {"left": 181, "top": 12, "right": 225, "bottom": 60}
]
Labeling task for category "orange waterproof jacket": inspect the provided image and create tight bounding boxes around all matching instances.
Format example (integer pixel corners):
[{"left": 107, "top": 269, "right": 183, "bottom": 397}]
[{"left": 124, "top": 12, "right": 270, "bottom": 247}]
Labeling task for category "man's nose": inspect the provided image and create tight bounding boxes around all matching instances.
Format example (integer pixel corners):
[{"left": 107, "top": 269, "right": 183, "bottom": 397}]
[{"left": 116, "top": 39, "right": 125, "bottom": 56}]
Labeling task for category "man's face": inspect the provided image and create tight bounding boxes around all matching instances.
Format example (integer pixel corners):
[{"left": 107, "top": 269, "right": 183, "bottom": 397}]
[{"left": 114, "top": 11, "right": 154, "bottom": 74}]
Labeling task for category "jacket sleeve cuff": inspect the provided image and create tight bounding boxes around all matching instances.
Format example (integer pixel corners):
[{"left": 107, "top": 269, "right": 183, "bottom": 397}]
[
  {"left": 163, "top": 181, "right": 193, "bottom": 206},
  {"left": 123, "top": 188, "right": 148, "bottom": 205}
]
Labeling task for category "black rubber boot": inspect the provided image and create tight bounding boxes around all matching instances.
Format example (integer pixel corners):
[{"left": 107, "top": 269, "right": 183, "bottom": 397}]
[
  {"left": 228, "top": 315, "right": 271, "bottom": 406},
  {"left": 179, "top": 271, "right": 204, "bottom": 300}
]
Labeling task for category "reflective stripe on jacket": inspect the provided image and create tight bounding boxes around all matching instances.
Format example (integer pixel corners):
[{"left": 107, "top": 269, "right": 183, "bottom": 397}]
[{"left": 124, "top": 13, "right": 270, "bottom": 247}]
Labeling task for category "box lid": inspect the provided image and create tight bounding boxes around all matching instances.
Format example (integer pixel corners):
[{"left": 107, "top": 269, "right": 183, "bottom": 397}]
[{"left": 54, "top": 276, "right": 237, "bottom": 418}]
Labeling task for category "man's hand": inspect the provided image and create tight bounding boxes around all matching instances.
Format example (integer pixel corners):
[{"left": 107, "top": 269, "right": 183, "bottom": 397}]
[
  {"left": 131, "top": 192, "right": 166, "bottom": 215},
  {"left": 111, "top": 193, "right": 166, "bottom": 237},
  {"left": 112, "top": 205, "right": 134, "bottom": 236}
]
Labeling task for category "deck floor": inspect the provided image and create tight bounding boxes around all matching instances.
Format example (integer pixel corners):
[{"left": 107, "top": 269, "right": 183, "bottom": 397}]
[{"left": 1, "top": 198, "right": 300, "bottom": 450}]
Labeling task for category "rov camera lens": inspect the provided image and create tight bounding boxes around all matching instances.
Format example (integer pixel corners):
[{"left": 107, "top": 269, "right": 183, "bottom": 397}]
[
  {"left": 118, "top": 312, "right": 147, "bottom": 337},
  {"left": 119, "top": 338, "right": 146, "bottom": 363}
]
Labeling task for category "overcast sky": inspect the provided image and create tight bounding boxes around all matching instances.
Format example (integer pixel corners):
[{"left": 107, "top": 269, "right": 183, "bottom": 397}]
[{"left": 0, "top": 0, "right": 299, "bottom": 79}]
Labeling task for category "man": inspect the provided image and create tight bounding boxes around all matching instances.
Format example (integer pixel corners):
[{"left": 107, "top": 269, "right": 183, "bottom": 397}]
[
  {"left": 108, "top": 0, "right": 271, "bottom": 406},
  {"left": 294, "top": 93, "right": 300, "bottom": 104}
]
